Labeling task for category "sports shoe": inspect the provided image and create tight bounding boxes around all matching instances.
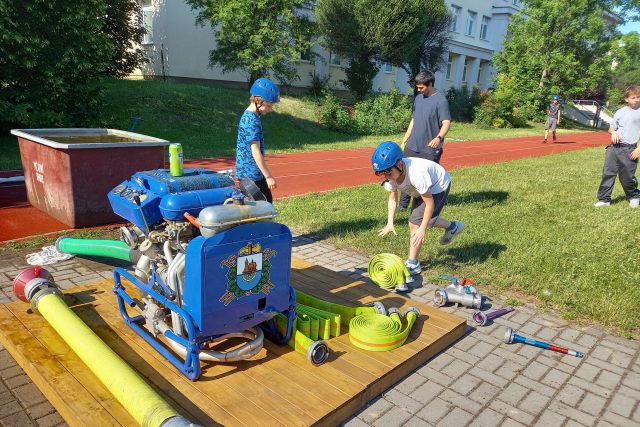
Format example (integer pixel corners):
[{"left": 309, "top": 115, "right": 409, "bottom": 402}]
[
  {"left": 552, "top": 133, "right": 557, "bottom": 141},
  {"left": 395, "top": 283, "right": 409, "bottom": 293},
  {"left": 594, "top": 201, "right": 610, "bottom": 207},
  {"left": 404, "top": 259, "right": 421, "bottom": 275},
  {"left": 630, "top": 198, "right": 640, "bottom": 208},
  {"left": 542, "top": 139, "right": 547, "bottom": 144},
  {"left": 440, "top": 221, "right": 465, "bottom": 245}
]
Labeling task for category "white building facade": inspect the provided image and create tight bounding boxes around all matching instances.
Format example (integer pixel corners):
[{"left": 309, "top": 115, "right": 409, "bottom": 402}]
[{"left": 136, "top": 0, "right": 522, "bottom": 94}]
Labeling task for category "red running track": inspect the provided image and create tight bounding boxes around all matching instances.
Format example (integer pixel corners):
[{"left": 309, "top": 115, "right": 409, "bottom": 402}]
[{"left": 0, "top": 131, "right": 607, "bottom": 242}]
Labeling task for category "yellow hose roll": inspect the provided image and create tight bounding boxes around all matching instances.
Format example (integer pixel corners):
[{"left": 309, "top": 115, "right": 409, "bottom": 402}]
[
  {"left": 36, "top": 293, "right": 179, "bottom": 427},
  {"left": 368, "top": 253, "right": 410, "bottom": 290},
  {"left": 349, "top": 308, "right": 420, "bottom": 352}
]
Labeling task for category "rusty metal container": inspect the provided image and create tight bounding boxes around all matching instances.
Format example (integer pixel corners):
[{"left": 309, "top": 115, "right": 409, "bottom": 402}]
[{"left": 11, "top": 128, "right": 170, "bottom": 228}]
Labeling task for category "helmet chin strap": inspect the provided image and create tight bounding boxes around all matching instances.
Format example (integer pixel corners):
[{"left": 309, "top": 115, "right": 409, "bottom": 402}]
[{"left": 254, "top": 100, "right": 263, "bottom": 116}]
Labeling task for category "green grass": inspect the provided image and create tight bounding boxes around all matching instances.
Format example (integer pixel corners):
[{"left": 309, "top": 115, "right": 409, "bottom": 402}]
[
  {"left": 0, "top": 79, "right": 594, "bottom": 170},
  {"left": 275, "top": 147, "right": 640, "bottom": 338}
]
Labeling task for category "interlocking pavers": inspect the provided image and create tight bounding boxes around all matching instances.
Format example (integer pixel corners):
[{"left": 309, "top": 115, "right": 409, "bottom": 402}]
[{"left": 1, "top": 237, "right": 639, "bottom": 427}]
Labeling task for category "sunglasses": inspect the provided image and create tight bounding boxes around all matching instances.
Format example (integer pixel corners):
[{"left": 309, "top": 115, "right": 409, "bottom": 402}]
[{"left": 375, "top": 167, "right": 394, "bottom": 176}]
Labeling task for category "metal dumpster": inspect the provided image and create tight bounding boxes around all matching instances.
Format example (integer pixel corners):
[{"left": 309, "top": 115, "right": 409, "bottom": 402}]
[{"left": 11, "top": 128, "right": 170, "bottom": 228}]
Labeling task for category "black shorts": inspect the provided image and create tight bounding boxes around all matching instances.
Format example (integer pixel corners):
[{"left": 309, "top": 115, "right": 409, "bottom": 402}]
[{"left": 409, "top": 184, "right": 450, "bottom": 226}]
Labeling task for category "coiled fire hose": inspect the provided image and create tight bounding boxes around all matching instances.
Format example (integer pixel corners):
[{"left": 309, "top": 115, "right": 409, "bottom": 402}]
[
  {"left": 349, "top": 307, "right": 421, "bottom": 352},
  {"left": 368, "top": 253, "right": 411, "bottom": 290},
  {"left": 274, "top": 312, "right": 329, "bottom": 365}
]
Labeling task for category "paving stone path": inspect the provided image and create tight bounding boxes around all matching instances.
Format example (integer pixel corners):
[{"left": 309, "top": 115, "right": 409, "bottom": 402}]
[{"left": 1, "top": 235, "right": 639, "bottom": 426}]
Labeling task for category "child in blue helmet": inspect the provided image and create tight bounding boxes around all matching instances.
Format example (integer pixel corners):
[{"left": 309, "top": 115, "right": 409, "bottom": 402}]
[
  {"left": 235, "top": 77, "right": 280, "bottom": 203},
  {"left": 372, "top": 141, "right": 464, "bottom": 286},
  {"left": 543, "top": 95, "right": 561, "bottom": 143}
]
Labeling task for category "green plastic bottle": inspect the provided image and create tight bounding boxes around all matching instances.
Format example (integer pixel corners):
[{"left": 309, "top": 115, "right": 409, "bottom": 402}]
[{"left": 169, "top": 143, "right": 183, "bottom": 176}]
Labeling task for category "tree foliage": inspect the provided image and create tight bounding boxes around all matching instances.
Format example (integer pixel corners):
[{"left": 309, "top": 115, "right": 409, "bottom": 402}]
[
  {"left": 185, "top": 0, "right": 317, "bottom": 86},
  {"left": 103, "top": 0, "right": 148, "bottom": 78},
  {"left": 493, "top": 0, "right": 616, "bottom": 116},
  {"left": 0, "top": 0, "right": 113, "bottom": 130},
  {"left": 316, "top": 0, "right": 447, "bottom": 99}
]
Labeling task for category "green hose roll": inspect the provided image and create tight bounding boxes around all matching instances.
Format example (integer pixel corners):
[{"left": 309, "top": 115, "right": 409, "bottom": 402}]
[
  {"left": 56, "top": 237, "right": 134, "bottom": 262},
  {"left": 368, "top": 253, "right": 410, "bottom": 290},
  {"left": 349, "top": 307, "right": 421, "bottom": 352},
  {"left": 294, "top": 289, "right": 386, "bottom": 329}
]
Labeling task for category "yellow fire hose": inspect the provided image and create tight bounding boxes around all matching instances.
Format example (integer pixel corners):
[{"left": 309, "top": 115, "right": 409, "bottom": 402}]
[
  {"left": 349, "top": 307, "right": 421, "bottom": 351},
  {"left": 367, "top": 253, "right": 411, "bottom": 290},
  {"left": 274, "top": 312, "right": 329, "bottom": 365},
  {"left": 294, "top": 289, "right": 387, "bottom": 328},
  {"left": 23, "top": 286, "right": 193, "bottom": 427}
]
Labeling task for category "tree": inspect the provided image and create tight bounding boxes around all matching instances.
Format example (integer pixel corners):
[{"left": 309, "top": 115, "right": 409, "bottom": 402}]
[
  {"left": 0, "top": 0, "right": 113, "bottom": 130},
  {"left": 493, "top": 0, "right": 616, "bottom": 115},
  {"left": 185, "top": 0, "right": 316, "bottom": 86},
  {"left": 103, "top": 0, "right": 148, "bottom": 78},
  {"left": 398, "top": 1, "right": 450, "bottom": 85},
  {"left": 316, "top": 0, "right": 444, "bottom": 99}
]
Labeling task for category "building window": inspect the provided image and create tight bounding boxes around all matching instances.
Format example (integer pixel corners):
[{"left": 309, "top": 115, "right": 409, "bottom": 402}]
[
  {"left": 141, "top": 0, "right": 153, "bottom": 45},
  {"left": 465, "top": 11, "right": 477, "bottom": 37},
  {"left": 477, "top": 62, "right": 483, "bottom": 84},
  {"left": 480, "top": 16, "right": 490, "bottom": 40},
  {"left": 383, "top": 63, "right": 393, "bottom": 73},
  {"left": 512, "top": 0, "right": 520, "bottom": 6},
  {"left": 329, "top": 52, "right": 342, "bottom": 66},
  {"left": 449, "top": 5, "right": 461, "bottom": 32},
  {"left": 299, "top": 46, "right": 312, "bottom": 62},
  {"left": 462, "top": 61, "right": 468, "bottom": 82},
  {"left": 446, "top": 58, "right": 453, "bottom": 80}
]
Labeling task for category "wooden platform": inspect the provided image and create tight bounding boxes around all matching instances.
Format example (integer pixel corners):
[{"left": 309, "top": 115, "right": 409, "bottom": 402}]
[{"left": 0, "top": 257, "right": 465, "bottom": 426}]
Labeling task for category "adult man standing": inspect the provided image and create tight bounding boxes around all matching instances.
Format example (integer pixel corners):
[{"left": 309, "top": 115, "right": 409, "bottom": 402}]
[{"left": 398, "top": 70, "right": 451, "bottom": 210}]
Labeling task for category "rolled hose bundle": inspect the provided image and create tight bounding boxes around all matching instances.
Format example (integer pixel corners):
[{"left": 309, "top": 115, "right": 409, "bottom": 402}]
[
  {"left": 294, "top": 289, "right": 386, "bottom": 328},
  {"left": 368, "top": 253, "right": 410, "bottom": 290},
  {"left": 349, "top": 307, "right": 421, "bottom": 352},
  {"left": 295, "top": 303, "right": 341, "bottom": 340},
  {"left": 274, "top": 313, "right": 329, "bottom": 365},
  {"left": 56, "top": 237, "right": 137, "bottom": 263}
]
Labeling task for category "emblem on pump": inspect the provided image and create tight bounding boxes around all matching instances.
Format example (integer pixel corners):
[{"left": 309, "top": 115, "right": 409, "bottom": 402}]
[{"left": 220, "top": 242, "right": 277, "bottom": 305}]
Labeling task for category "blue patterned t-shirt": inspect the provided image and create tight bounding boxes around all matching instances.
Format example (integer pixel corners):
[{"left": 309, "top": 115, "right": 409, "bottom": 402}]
[{"left": 235, "top": 109, "right": 264, "bottom": 180}]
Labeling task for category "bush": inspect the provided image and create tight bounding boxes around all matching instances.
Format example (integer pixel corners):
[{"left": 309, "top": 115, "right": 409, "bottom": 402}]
[
  {"left": 318, "top": 91, "right": 357, "bottom": 133},
  {"left": 446, "top": 85, "right": 482, "bottom": 122},
  {"left": 473, "top": 74, "right": 530, "bottom": 128},
  {"left": 353, "top": 88, "right": 412, "bottom": 134}
]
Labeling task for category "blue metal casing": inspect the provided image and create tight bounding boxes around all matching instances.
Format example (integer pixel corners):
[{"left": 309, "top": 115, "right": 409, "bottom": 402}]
[
  {"left": 107, "top": 168, "right": 235, "bottom": 229},
  {"left": 183, "top": 222, "right": 293, "bottom": 337}
]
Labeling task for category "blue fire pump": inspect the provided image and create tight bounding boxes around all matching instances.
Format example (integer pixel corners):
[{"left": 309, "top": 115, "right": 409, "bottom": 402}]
[{"left": 105, "top": 168, "right": 299, "bottom": 380}]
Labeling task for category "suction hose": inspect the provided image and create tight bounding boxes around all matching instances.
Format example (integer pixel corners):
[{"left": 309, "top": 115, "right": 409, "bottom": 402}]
[
  {"left": 368, "top": 253, "right": 411, "bottom": 290},
  {"left": 12, "top": 267, "right": 195, "bottom": 427},
  {"left": 349, "top": 307, "right": 421, "bottom": 352},
  {"left": 56, "top": 237, "right": 138, "bottom": 263}
]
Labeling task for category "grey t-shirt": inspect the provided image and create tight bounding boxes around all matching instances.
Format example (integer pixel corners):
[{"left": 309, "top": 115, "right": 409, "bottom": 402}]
[
  {"left": 612, "top": 105, "right": 640, "bottom": 145},
  {"left": 548, "top": 103, "right": 561, "bottom": 118},
  {"left": 406, "top": 92, "right": 451, "bottom": 153}
]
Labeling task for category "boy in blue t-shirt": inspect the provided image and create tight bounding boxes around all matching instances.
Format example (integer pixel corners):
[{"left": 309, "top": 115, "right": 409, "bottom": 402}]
[
  {"left": 235, "top": 77, "right": 280, "bottom": 203},
  {"left": 595, "top": 85, "right": 640, "bottom": 208}
]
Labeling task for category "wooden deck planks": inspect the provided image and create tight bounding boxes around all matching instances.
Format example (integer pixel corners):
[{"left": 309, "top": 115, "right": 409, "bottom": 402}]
[{"left": 0, "top": 257, "right": 465, "bottom": 426}]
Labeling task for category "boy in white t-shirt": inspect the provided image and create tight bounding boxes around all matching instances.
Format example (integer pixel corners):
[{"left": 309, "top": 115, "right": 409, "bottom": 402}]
[{"left": 372, "top": 141, "right": 465, "bottom": 283}]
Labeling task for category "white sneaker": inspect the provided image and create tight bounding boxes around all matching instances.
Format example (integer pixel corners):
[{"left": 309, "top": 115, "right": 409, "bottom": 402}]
[
  {"left": 404, "top": 259, "right": 421, "bottom": 275},
  {"left": 630, "top": 198, "right": 640, "bottom": 208},
  {"left": 594, "top": 201, "right": 610, "bottom": 207},
  {"left": 440, "top": 221, "right": 465, "bottom": 245}
]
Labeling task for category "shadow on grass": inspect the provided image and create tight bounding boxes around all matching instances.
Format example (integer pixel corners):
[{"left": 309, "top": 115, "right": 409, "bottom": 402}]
[
  {"left": 297, "top": 218, "right": 380, "bottom": 240},
  {"left": 447, "top": 190, "right": 509, "bottom": 207},
  {"left": 441, "top": 242, "right": 507, "bottom": 264}
]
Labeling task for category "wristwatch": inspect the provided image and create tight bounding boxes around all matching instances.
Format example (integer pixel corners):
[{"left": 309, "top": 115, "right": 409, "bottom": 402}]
[{"left": 436, "top": 135, "right": 443, "bottom": 142}]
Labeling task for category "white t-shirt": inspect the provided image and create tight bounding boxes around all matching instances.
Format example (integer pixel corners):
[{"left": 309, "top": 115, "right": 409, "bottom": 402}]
[{"left": 384, "top": 157, "right": 450, "bottom": 197}]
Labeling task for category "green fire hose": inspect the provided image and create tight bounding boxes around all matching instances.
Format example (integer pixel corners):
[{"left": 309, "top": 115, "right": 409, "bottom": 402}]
[
  {"left": 367, "top": 253, "right": 410, "bottom": 290},
  {"left": 349, "top": 307, "right": 421, "bottom": 351},
  {"left": 56, "top": 237, "right": 137, "bottom": 262}
]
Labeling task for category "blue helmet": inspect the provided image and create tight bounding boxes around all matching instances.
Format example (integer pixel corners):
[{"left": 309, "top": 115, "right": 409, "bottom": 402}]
[
  {"left": 250, "top": 78, "right": 280, "bottom": 103},
  {"left": 553, "top": 95, "right": 559, "bottom": 100},
  {"left": 372, "top": 141, "right": 403, "bottom": 172}
]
